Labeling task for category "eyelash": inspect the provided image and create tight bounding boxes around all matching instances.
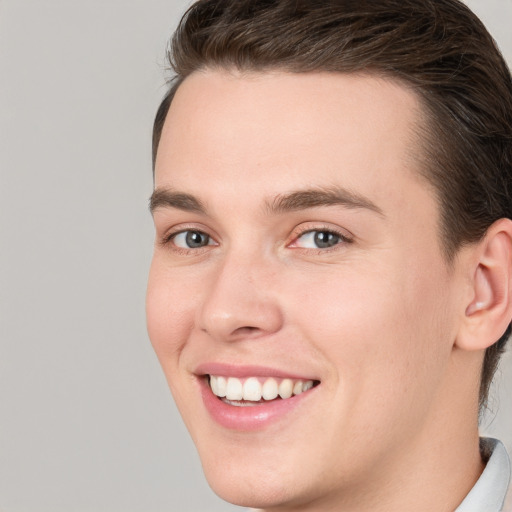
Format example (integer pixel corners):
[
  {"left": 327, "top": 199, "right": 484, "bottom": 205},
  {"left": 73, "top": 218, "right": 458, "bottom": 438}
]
[
  {"left": 290, "top": 225, "right": 353, "bottom": 252},
  {"left": 159, "top": 226, "right": 215, "bottom": 254},
  {"left": 160, "top": 225, "right": 353, "bottom": 254}
]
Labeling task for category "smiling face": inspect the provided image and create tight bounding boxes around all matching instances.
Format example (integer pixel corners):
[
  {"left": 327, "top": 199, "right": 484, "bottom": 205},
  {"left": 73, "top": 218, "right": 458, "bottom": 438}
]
[{"left": 147, "top": 70, "right": 470, "bottom": 510}]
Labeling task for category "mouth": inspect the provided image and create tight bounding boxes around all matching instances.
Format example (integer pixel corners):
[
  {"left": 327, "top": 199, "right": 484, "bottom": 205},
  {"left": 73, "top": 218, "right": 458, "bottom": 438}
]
[
  {"left": 196, "top": 367, "right": 321, "bottom": 430},
  {"left": 208, "top": 375, "right": 319, "bottom": 406}
]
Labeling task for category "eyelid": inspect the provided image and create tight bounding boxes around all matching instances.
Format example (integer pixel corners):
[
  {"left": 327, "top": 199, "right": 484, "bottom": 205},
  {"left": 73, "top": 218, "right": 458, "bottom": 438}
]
[
  {"left": 288, "top": 223, "right": 353, "bottom": 250},
  {"left": 159, "top": 223, "right": 219, "bottom": 249}
]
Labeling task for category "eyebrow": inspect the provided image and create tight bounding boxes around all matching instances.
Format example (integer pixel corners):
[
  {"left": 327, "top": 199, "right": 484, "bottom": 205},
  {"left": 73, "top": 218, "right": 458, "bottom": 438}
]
[
  {"left": 149, "top": 188, "right": 207, "bottom": 215},
  {"left": 149, "top": 185, "right": 384, "bottom": 217},
  {"left": 266, "top": 186, "right": 384, "bottom": 216}
]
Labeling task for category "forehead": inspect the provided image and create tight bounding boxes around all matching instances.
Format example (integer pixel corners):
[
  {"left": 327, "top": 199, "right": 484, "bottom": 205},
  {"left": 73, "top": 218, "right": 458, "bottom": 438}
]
[{"left": 155, "top": 69, "right": 433, "bottom": 223}]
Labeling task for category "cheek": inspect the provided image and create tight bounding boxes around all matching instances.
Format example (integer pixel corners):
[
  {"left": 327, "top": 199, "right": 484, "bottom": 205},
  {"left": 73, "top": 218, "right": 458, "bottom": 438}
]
[
  {"left": 287, "top": 260, "right": 454, "bottom": 426},
  {"left": 146, "top": 260, "right": 204, "bottom": 423},
  {"left": 146, "top": 260, "right": 196, "bottom": 364}
]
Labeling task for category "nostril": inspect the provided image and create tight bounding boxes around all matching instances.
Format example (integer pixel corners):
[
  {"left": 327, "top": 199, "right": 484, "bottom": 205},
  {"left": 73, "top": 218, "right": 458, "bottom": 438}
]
[
  {"left": 233, "top": 326, "right": 261, "bottom": 336},
  {"left": 200, "top": 325, "right": 262, "bottom": 340}
]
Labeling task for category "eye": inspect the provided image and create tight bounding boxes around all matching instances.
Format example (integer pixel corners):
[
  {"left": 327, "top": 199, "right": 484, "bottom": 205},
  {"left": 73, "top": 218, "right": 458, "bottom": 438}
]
[
  {"left": 172, "top": 230, "right": 214, "bottom": 249},
  {"left": 293, "top": 229, "right": 346, "bottom": 249}
]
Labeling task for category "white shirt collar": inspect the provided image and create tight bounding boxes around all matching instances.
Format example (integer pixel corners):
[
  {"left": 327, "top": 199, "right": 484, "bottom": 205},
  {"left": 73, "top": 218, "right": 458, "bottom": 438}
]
[{"left": 455, "top": 438, "right": 511, "bottom": 512}]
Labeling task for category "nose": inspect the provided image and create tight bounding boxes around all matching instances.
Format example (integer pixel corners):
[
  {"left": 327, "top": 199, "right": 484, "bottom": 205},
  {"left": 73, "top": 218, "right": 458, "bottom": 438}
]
[{"left": 197, "top": 252, "right": 284, "bottom": 342}]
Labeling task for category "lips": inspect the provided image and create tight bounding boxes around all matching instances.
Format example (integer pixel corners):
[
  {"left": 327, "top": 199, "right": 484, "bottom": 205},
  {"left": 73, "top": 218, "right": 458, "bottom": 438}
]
[{"left": 196, "top": 364, "right": 320, "bottom": 430}]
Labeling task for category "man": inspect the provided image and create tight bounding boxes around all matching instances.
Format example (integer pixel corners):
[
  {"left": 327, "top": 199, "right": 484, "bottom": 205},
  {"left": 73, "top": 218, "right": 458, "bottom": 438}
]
[{"left": 146, "top": 1, "right": 512, "bottom": 510}]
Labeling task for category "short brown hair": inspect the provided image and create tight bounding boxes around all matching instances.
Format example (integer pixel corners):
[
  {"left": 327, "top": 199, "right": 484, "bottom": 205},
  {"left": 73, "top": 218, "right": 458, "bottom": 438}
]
[{"left": 152, "top": 0, "right": 512, "bottom": 408}]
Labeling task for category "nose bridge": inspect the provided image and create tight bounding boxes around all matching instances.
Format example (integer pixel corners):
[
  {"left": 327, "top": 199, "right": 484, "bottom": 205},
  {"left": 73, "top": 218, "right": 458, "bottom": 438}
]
[{"left": 197, "top": 247, "right": 283, "bottom": 341}]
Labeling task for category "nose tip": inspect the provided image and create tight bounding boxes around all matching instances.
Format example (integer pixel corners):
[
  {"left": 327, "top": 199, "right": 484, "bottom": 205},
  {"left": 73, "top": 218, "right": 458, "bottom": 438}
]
[
  {"left": 197, "top": 261, "right": 283, "bottom": 342},
  {"left": 200, "top": 303, "right": 282, "bottom": 342}
]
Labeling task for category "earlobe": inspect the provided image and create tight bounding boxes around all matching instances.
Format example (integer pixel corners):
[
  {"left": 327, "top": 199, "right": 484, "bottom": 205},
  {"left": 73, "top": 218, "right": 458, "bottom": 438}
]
[{"left": 456, "top": 218, "right": 512, "bottom": 351}]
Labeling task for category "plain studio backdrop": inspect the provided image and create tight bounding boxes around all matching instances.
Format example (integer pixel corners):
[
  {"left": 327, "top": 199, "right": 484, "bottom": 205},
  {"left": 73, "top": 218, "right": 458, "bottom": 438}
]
[{"left": 0, "top": 1, "right": 511, "bottom": 511}]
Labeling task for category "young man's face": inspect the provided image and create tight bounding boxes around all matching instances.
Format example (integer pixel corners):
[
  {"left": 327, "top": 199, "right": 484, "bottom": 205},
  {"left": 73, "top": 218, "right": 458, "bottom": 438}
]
[{"left": 147, "top": 71, "right": 468, "bottom": 509}]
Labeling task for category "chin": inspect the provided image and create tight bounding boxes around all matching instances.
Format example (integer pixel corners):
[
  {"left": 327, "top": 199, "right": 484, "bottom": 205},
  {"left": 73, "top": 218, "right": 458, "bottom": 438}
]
[
  {"left": 203, "top": 463, "right": 304, "bottom": 509},
  {"left": 195, "top": 438, "right": 326, "bottom": 510}
]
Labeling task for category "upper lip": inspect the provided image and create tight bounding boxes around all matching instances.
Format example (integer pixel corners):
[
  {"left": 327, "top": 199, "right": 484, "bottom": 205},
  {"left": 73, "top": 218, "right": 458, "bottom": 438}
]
[{"left": 194, "top": 362, "right": 319, "bottom": 381}]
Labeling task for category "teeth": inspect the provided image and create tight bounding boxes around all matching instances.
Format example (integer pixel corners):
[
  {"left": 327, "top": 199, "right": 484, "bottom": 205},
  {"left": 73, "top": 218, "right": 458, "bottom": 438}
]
[
  {"left": 243, "top": 377, "right": 262, "bottom": 401},
  {"left": 293, "top": 380, "right": 303, "bottom": 395},
  {"left": 209, "top": 376, "right": 227, "bottom": 397},
  {"left": 278, "top": 378, "right": 293, "bottom": 399},
  {"left": 210, "top": 375, "right": 219, "bottom": 395},
  {"left": 303, "top": 380, "right": 313, "bottom": 392},
  {"left": 209, "top": 375, "right": 316, "bottom": 402},
  {"left": 226, "top": 377, "right": 243, "bottom": 400},
  {"left": 262, "top": 378, "right": 278, "bottom": 400},
  {"left": 217, "top": 376, "right": 227, "bottom": 397}
]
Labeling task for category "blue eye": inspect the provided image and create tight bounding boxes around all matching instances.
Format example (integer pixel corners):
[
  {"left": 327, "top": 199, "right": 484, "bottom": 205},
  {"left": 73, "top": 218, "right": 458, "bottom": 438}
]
[
  {"left": 295, "top": 230, "right": 344, "bottom": 249},
  {"left": 172, "top": 230, "right": 213, "bottom": 249}
]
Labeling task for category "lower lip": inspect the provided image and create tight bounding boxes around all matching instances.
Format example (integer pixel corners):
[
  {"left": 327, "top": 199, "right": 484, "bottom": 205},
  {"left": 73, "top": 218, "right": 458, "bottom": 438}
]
[{"left": 199, "top": 378, "right": 317, "bottom": 431}]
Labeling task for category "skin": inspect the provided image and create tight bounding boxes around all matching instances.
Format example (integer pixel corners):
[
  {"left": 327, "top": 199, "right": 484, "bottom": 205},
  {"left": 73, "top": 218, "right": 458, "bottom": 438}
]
[{"left": 147, "top": 70, "right": 488, "bottom": 511}]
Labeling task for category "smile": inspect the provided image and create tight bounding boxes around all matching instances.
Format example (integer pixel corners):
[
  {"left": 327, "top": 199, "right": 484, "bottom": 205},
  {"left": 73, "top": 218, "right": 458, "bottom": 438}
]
[
  {"left": 196, "top": 364, "right": 321, "bottom": 430},
  {"left": 209, "top": 375, "right": 316, "bottom": 405}
]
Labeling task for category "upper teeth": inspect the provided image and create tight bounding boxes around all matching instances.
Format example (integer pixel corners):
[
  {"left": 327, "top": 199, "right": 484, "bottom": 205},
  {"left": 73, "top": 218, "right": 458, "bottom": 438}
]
[{"left": 209, "top": 375, "right": 315, "bottom": 402}]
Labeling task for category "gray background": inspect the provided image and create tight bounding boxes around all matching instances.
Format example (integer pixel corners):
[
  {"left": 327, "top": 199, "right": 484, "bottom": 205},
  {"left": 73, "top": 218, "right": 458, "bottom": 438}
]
[{"left": 0, "top": 1, "right": 510, "bottom": 511}]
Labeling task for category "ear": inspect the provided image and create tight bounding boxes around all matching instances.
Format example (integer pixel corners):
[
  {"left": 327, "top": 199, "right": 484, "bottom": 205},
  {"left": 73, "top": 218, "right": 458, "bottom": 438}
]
[{"left": 455, "top": 218, "right": 512, "bottom": 351}]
